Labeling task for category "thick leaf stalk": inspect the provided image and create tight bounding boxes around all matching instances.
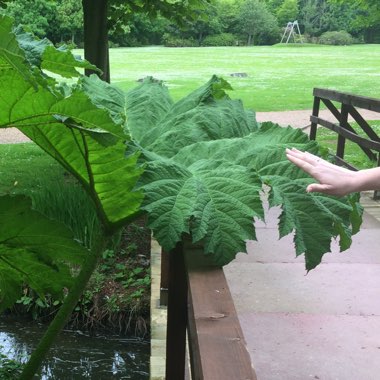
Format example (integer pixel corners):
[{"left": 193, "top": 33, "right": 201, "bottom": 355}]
[{"left": 19, "top": 233, "right": 110, "bottom": 380}]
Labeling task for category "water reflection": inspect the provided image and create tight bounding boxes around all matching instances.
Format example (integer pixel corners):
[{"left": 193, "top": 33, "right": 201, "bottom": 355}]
[{"left": 0, "top": 319, "right": 149, "bottom": 379}]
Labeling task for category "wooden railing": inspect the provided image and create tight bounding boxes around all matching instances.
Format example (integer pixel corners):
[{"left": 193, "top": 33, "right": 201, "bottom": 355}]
[
  {"left": 309, "top": 88, "right": 380, "bottom": 198},
  {"left": 163, "top": 238, "right": 257, "bottom": 380}
]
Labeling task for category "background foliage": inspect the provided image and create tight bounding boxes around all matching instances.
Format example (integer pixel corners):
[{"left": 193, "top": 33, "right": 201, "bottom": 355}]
[{"left": 1, "top": 0, "right": 379, "bottom": 47}]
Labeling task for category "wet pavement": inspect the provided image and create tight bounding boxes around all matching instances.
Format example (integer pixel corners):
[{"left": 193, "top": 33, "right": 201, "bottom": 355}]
[{"left": 224, "top": 198, "right": 380, "bottom": 380}]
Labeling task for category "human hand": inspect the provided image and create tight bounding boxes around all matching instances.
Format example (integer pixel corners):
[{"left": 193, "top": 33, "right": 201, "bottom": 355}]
[{"left": 285, "top": 148, "right": 357, "bottom": 196}]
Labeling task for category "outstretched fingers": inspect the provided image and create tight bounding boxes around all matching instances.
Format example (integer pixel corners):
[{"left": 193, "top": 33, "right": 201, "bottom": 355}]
[
  {"left": 286, "top": 147, "right": 357, "bottom": 196},
  {"left": 286, "top": 148, "right": 319, "bottom": 174}
]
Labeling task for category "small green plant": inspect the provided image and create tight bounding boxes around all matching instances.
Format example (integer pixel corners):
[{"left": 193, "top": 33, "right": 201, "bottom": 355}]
[
  {"left": 0, "top": 352, "right": 24, "bottom": 380},
  {"left": 162, "top": 33, "right": 198, "bottom": 47},
  {"left": 14, "top": 292, "right": 62, "bottom": 320}
]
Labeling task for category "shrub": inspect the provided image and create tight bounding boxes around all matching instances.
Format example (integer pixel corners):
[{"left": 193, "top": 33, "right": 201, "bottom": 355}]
[
  {"left": 319, "top": 30, "right": 354, "bottom": 45},
  {"left": 201, "top": 33, "right": 237, "bottom": 46},
  {"left": 55, "top": 41, "right": 77, "bottom": 50},
  {"left": 162, "top": 34, "right": 198, "bottom": 47}
]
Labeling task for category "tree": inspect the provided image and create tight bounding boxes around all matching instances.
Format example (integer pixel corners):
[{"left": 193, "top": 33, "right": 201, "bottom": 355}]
[
  {"left": 276, "top": 0, "right": 299, "bottom": 27},
  {"left": 332, "top": 0, "right": 380, "bottom": 28},
  {"left": 216, "top": 0, "right": 242, "bottom": 36},
  {"left": 299, "top": 0, "right": 362, "bottom": 38},
  {"left": 109, "top": 13, "right": 170, "bottom": 46},
  {"left": 330, "top": 0, "right": 380, "bottom": 42},
  {"left": 56, "top": 0, "right": 83, "bottom": 44},
  {"left": 2, "top": 0, "right": 58, "bottom": 41},
  {"left": 81, "top": 0, "right": 212, "bottom": 83},
  {"left": 238, "top": 0, "right": 279, "bottom": 45},
  {"left": 178, "top": 5, "right": 223, "bottom": 44},
  {"left": 265, "top": 0, "right": 284, "bottom": 15},
  {"left": 1, "top": 0, "right": 212, "bottom": 81}
]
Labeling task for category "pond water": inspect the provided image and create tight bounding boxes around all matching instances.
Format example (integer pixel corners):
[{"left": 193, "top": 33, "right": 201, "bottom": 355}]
[{"left": 0, "top": 319, "right": 149, "bottom": 379}]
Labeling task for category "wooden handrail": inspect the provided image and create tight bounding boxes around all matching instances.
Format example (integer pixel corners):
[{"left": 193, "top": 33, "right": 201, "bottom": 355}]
[
  {"left": 309, "top": 88, "right": 380, "bottom": 199},
  {"left": 164, "top": 239, "right": 257, "bottom": 380},
  {"left": 313, "top": 88, "right": 380, "bottom": 113}
]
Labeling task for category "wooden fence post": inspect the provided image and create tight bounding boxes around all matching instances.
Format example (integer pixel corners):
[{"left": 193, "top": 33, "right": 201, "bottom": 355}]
[
  {"left": 337, "top": 104, "right": 348, "bottom": 160},
  {"left": 309, "top": 95, "right": 320, "bottom": 140},
  {"left": 165, "top": 241, "right": 188, "bottom": 380}
]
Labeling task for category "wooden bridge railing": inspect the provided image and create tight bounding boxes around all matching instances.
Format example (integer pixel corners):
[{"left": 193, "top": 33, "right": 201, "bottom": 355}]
[
  {"left": 163, "top": 238, "right": 257, "bottom": 380},
  {"left": 309, "top": 88, "right": 380, "bottom": 198}
]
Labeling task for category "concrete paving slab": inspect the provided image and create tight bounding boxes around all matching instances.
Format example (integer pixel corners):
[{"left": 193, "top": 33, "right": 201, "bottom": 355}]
[
  {"left": 225, "top": 261, "right": 380, "bottom": 316},
  {"left": 225, "top": 204, "right": 380, "bottom": 380},
  {"left": 239, "top": 312, "right": 380, "bottom": 380},
  {"left": 238, "top": 228, "right": 380, "bottom": 265},
  {"left": 255, "top": 201, "right": 380, "bottom": 231}
]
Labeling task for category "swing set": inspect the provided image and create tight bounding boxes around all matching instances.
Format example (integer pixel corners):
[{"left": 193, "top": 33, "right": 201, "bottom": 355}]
[{"left": 280, "top": 20, "right": 303, "bottom": 43}]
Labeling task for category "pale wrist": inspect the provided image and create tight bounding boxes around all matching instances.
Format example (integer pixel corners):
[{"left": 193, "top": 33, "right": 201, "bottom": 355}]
[{"left": 354, "top": 168, "right": 380, "bottom": 192}]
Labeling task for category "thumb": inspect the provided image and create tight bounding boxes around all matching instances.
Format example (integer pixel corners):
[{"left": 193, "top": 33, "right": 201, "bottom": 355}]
[{"left": 306, "top": 183, "right": 331, "bottom": 194}]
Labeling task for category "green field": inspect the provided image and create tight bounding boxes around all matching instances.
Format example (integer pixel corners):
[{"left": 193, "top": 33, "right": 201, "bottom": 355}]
[{"left": 92, "top": 44, "right": 380, "bottom": 112}]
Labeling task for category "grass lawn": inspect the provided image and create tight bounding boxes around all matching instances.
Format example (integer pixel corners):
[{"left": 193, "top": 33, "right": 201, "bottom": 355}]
[
  {"left": 0, "top": 143, "right": 63, "bottom": 196},
  {"left": 316, "top": 121, "right": 380, "bottom": 170},
  {"left": 0, "top": 143, "right": 100, "bottom": 248},
  {"left": 87, "top": 44, "right": 380, "bottom": 112}
]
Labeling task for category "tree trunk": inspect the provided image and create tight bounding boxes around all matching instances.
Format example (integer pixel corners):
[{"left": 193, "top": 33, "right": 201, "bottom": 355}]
[
  {"left": 82, "top": 0, "right": 110, "bottom": 83},
  {"left": 198, "top": 31, "right": 203, "bottom": 45},
  {"left": 247, "top": 34, "right": 252, "bottom": 45}
]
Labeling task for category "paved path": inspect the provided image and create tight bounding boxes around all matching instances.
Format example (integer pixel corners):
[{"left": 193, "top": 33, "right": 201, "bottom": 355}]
[
  {"left": 256, "top": 109, "right": 380, "bottom": 129},
  {"left": 224, "top": 194, "right": 380, "bottom": 380},
  {"left": 2, "top": 108, "right": 380, "bottom": 144}
]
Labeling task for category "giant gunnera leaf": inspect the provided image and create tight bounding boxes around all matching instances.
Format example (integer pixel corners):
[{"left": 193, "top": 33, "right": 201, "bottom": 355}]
[
  {"left": 126, "top": 77, "right": 363, "bottom": 270},
  {"left": 0, "top": 15, "right": 143, "bottom": 229},
  {"left": 0, "top": 195, "right": 87, "bottom": 312}
]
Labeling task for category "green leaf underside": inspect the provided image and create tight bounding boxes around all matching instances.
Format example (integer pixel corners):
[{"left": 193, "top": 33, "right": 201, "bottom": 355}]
[
  {"left": 0, "top": 14, "right": 96, "bottom": 80},
  {"left": 127, "top": 77, "right": 363, "bottom": 268},
  {"left": 0, "top": 57, "right": 143, "bottom": 228},
  {"left": 0, "top": 195, "right": 87, "bottom": 312},
  {"left": 0, "top": 15, "right": 34, "bottom": 82},
  {"left": 41, "top": 45, "right": 99, "bottom": 78}
]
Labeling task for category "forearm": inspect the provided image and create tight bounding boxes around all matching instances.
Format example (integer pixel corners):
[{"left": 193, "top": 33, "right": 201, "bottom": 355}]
[{"left": 353, "top": 167, "right": 380, "bottom": 192}]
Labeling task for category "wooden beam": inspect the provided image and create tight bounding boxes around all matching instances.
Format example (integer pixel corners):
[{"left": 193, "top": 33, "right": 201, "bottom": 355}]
[
  {"left": 332, "top": 155, "right": 358, "bottom": 171},
  {"left": 309, "top": 96, "right": 320, "bottom": 140},
  {"left": 184, "top": 243, "right": 257, "bottom": 380},
  {"left": 336, "top": 104, "right": 348, "bottom": 159},
  {"left": 347, "top": 105, "right": 380, "bottom": 142},
  {"left": 310, "top": 116, "right": 380, "bottom": 154},
  {"left": 321, "top": 98, "right": 342, "bottom": 121},
  {"left": 313, "top": 88, "right": 380, "bottom": 112}
]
